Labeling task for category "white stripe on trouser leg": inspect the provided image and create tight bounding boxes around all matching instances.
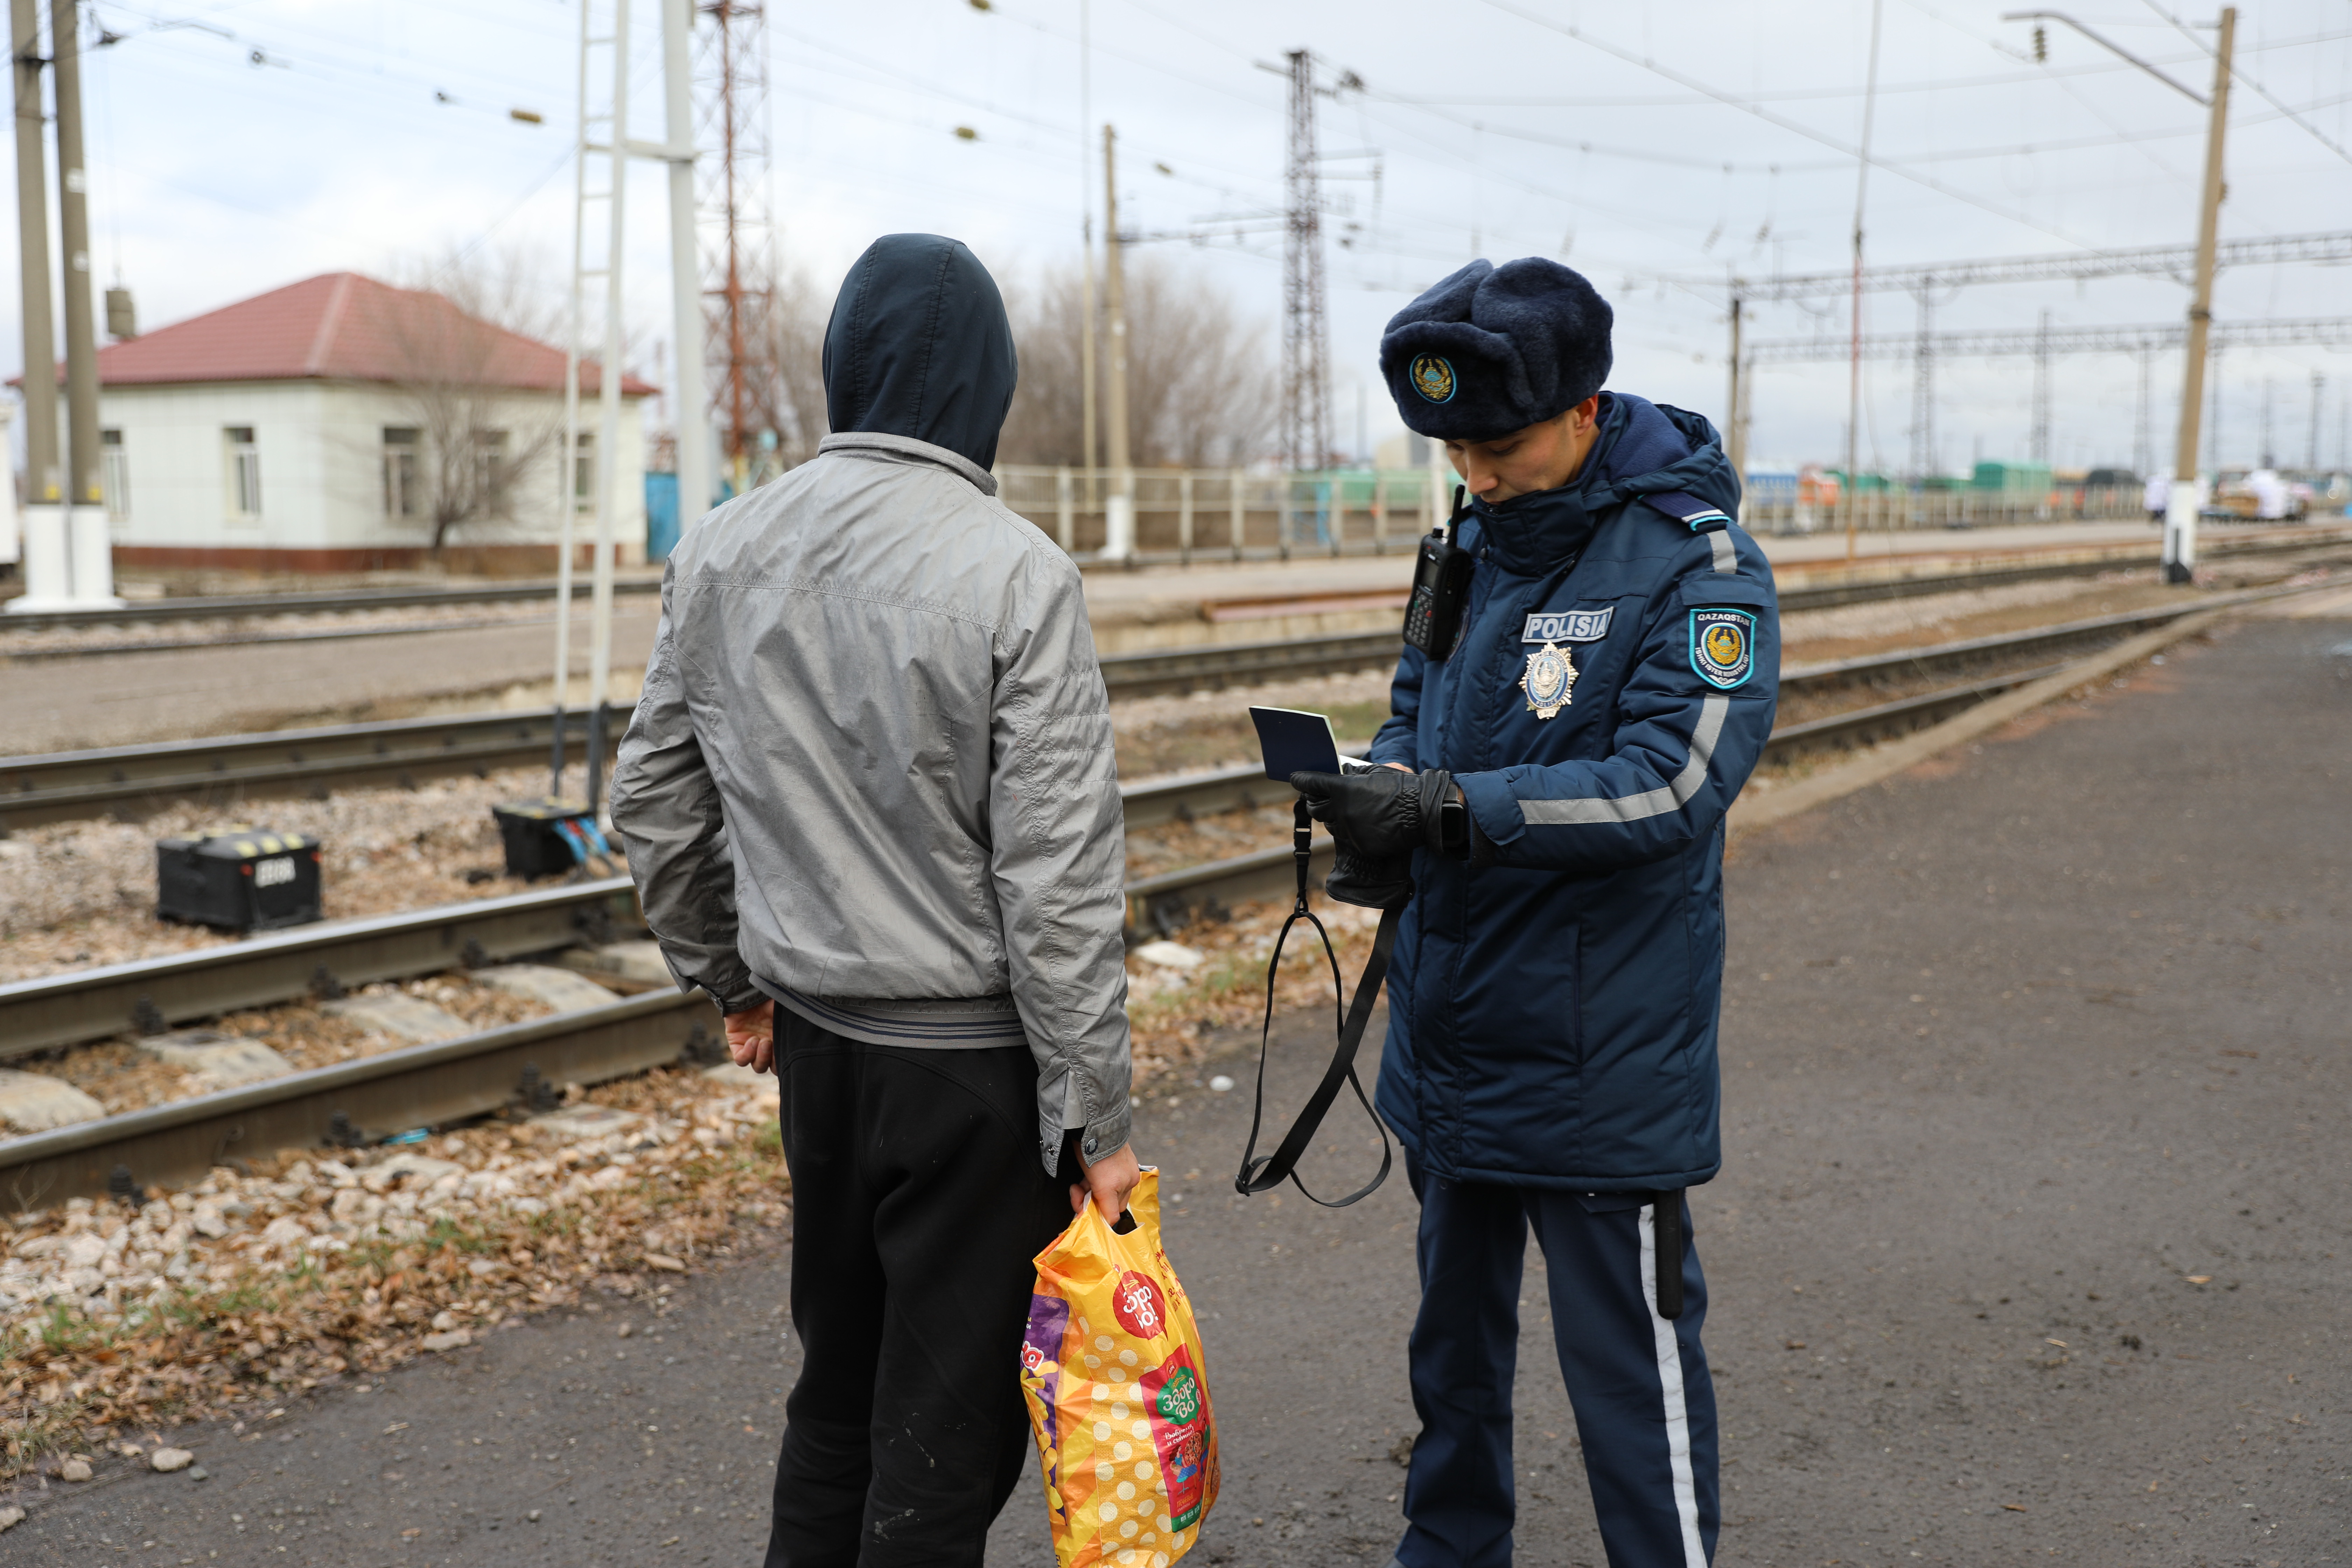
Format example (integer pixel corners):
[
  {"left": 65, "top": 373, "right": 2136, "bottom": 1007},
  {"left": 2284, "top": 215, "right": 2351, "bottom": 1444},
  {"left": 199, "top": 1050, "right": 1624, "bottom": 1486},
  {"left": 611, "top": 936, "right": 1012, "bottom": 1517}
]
[{"left": 1639, "top": 1202, "right": 1707, "bottom": 1567}]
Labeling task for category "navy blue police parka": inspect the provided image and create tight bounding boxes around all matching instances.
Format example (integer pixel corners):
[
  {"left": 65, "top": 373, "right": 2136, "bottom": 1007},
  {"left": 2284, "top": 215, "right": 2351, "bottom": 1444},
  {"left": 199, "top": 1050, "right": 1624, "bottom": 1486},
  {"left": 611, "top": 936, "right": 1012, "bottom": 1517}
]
[{"left": 1365, "top": 392, "right": 1778, "bottom": 1193}]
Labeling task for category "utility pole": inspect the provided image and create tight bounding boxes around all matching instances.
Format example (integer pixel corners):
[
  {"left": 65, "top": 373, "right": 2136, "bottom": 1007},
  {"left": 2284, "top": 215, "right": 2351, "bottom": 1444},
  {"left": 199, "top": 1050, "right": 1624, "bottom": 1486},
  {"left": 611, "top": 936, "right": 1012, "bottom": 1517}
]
[
  {"left": 2030, "top": 309, "right": 2052, "bottom": 464},
  {"left": 2309, "top": 371, "right": 2324, "bottom": 471},
  {"left": 585, "top": 0, "right": 631, "bottom": 816},
  {"left": 2206, "top": 344, "right": 2224, "bottom": 469},
  {"left": 1281, "top": 49, "right": 1332, "bottom": 482},
  {"left": 2134, "top": 345, "right": 2152, "bottom": 477},
  {"left": 2162, "top": 6, "right": 2234, "bottom": 583},
  {"left": 661, "top": 0, "right": 708, "bottom": 531},
  {"left": 1844, "top": 0, "right": 1885, "bottom": 562},
  {"left": 1100, "top": 122, "right": 1133, "bottom": 561},
  {"left": 2259, "top": 377, "right": 2273, "bottom": 468},
  {"left": 1724, "top": 285, "right": 1746, "bottom": 512},
  {"left": 50, "top": 0, "right": 107, "bottom": 603},
  {"left": 1077, "top": 0, "right": 1097, "bottom": 505},
  {"left": 6, "top": 0, "right": 64, "bottom": 611}
]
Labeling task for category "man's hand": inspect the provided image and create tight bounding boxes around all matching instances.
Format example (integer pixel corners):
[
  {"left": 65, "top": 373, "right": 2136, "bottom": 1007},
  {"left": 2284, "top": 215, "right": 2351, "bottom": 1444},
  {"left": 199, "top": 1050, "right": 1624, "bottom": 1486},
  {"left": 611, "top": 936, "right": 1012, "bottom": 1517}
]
[
  {"left": 724, "top": 998, "right": 776, "bottom": 1074},
  {"left": 1070, "top": 1141, "right": 1142, "bottom": 1220}
]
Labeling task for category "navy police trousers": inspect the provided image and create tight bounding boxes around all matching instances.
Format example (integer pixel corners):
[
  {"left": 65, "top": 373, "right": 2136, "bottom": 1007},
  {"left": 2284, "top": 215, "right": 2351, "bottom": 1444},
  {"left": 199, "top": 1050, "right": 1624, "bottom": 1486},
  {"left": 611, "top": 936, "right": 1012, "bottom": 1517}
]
[{"left": 1395, "top": 1157, "right": 1719, "bottom": 1568}]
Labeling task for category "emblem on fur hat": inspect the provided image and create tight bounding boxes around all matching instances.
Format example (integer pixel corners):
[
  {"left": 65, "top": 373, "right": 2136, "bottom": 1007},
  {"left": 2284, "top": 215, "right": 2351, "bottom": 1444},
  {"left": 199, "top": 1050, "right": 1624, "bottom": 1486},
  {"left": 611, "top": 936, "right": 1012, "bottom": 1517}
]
[{"left": 1409, "top": 354, "right": 1457, "bottom": 404}]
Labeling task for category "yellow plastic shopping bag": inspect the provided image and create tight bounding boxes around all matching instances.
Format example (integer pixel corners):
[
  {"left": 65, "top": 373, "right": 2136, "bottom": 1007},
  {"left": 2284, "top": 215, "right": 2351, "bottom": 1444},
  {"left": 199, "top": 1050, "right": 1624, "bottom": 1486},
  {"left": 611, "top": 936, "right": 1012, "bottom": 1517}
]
[{"left": 1019, "top": 1169, "right": 1219, "bottom": 1568}]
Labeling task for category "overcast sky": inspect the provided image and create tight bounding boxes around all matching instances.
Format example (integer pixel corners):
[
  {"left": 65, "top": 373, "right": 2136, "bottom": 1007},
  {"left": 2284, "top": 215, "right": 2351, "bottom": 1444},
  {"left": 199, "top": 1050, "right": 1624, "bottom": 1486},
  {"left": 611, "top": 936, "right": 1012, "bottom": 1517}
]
[{"left": 33, "top": 0, "right": 2352, "bottom": 473}]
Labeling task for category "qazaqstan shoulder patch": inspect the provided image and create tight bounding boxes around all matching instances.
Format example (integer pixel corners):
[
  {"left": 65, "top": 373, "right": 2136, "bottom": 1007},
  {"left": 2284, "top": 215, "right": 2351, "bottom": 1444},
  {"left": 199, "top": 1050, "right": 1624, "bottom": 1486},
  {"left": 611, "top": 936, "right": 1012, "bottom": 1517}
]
[{"left": 1689, "top": 608, "right": 1756, "bottom": 690}]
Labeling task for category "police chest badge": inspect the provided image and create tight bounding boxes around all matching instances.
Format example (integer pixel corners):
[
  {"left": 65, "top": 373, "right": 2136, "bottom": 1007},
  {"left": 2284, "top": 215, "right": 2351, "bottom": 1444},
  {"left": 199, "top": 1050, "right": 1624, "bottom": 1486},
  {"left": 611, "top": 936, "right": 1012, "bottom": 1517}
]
[
  {"left": 1690, "top": 608, "right": 1756, "bottom": 689},
  {"left": 1519, "top": 641, "right": 1576, "bottom": 719}
]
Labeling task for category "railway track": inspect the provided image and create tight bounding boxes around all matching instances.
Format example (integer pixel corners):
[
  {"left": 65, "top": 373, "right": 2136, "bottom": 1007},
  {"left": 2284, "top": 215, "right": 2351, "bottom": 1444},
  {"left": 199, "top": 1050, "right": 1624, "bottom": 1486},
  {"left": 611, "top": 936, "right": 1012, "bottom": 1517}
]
[
  {"left": 0, "top": 581, "right": 2312, "bottom": 1207},
  {"left": 1, "top": 710, "right": 592, "bottom": 830},
  {"left": 10, "top": 578, "right": 2314, "bottom": 830},
  {"left": 0, "top": 878, "right": 640, "bottom": 1060},
  {"left": 0, "top": 988, "right": 717, "bottom": 1209},
  {"left": 0, "top": 589, "right": 2222, "bottom": 1051},
  {"left": 0, "top": 576, "right": 662, "bottom": 634},
  {"left": 7, "top": 524, "right": 2343, "bottom": 657}
]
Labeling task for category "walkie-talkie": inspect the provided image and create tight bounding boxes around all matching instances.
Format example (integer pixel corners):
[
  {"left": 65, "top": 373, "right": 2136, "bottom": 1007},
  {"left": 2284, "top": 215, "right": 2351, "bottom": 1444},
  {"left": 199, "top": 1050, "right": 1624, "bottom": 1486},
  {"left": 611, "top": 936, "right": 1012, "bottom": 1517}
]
[{"left": 1402, "top": 485, "right": 1474, "bottom": 660}]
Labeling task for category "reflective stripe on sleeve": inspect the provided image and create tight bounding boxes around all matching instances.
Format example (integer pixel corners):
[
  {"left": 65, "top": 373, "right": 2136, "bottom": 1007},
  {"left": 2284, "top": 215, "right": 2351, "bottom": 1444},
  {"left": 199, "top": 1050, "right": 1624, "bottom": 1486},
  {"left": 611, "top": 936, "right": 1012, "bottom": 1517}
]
[
  {"left": 1707, "top": 530, "right": 1736, "bottom": 573},
  {"left": 1520, "top": 696, "right": 1730, "bottom": 826}
]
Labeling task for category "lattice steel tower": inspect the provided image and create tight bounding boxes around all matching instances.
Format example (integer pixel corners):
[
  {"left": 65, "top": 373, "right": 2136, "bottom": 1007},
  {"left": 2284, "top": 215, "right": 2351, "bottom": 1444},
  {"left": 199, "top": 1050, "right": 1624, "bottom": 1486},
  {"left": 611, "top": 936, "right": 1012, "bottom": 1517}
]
[
  {"left": 1281, "top": 49, "right": 1332, "bottom": 475},
  {"left": 695, "top": 1, "right": 781, "bottom": 488},
  {"left": 1907, "top": 281, "right": 1936, "bottom": 482}
]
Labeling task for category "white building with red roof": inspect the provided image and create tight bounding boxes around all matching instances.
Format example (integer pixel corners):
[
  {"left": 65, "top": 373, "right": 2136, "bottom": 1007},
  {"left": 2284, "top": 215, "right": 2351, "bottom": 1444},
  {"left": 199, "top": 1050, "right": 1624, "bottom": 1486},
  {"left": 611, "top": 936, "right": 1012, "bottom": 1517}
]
[{"left": 79, "top": 272, "right": 653, "bottom": 573}]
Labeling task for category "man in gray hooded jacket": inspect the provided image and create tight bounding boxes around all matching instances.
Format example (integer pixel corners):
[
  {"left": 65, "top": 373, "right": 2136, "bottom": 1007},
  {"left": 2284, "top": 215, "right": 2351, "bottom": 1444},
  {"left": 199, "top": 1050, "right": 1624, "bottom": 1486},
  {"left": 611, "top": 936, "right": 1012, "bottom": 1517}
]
[{"left": 610, "top": 233, "right": 1138, "bottom": 1567}]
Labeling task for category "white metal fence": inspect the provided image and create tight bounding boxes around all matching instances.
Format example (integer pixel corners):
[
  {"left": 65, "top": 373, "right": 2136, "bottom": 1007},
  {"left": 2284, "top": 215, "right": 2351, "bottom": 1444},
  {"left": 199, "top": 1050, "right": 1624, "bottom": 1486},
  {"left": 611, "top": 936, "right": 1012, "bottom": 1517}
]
[
  {"left": 987, "top": 467, "right": 2170, "bottom": 562},
  {"left": 992, "top": 467, "right": 1448, "bottom": 561},
  {"left": 1738, "top": 484, "right": 2158, "bottom": 535}
]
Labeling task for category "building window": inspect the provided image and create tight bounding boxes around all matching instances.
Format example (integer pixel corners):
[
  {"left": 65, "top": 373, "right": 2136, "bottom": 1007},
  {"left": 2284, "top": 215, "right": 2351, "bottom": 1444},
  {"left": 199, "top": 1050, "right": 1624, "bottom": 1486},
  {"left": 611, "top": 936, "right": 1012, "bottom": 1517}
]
[
  {"left": 383, "top": 427, "right": 420, "bottom": 519},
  {"left": 571, "top": 430, "right": 596, "bottom": 511},
  {"left": 475, "top": 429, "right": 511, "bottom": 514},
  {"left": 100, "top": 428, "right": 128, "bottom": 522},
  {"left": 225, "top": 426, "right": 261, "bottom": 519}
]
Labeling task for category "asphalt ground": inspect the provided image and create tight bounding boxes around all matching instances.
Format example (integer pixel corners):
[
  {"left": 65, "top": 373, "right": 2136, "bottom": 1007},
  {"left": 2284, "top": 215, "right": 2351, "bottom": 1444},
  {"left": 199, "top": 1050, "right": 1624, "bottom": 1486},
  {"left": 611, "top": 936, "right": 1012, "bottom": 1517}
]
[
  {"left": 6, "top": 611, "right": 2348, "bottom": 1566},
  {"left": 0, "top": 606, "right": 663, "bottom": 754}
]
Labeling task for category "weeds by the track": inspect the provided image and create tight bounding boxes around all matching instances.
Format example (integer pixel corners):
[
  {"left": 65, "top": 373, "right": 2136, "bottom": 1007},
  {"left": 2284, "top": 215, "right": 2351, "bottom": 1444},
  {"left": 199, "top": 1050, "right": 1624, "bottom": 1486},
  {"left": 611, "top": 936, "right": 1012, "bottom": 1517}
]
[{"left": 0, "top": 1065, "right": 785, "bottom": 1479}]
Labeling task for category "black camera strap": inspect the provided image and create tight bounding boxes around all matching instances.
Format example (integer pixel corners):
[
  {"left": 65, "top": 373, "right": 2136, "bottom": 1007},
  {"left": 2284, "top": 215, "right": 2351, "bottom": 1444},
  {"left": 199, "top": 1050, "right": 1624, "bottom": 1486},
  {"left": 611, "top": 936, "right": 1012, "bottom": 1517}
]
[{"left": 1234, "top": 800, "right": 1398, "bottom": 1208}]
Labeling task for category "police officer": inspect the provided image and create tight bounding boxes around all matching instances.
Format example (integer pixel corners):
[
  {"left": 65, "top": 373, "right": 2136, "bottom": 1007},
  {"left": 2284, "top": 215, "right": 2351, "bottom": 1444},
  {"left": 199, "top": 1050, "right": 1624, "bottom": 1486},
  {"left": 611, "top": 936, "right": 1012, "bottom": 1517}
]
[{"left": 1292, "top": 258, "right": 1778, "bottom": 1568}]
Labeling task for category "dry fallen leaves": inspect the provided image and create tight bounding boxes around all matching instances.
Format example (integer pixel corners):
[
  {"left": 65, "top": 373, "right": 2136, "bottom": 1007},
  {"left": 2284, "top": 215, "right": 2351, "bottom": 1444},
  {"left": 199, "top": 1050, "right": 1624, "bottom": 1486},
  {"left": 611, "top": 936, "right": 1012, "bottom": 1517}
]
[
  {"left": 1123, "top": 896, "right": 1390, "bottom": 1078},
  {"left": 0, "top": 1065, "right": 785, "bottom": 1478}
]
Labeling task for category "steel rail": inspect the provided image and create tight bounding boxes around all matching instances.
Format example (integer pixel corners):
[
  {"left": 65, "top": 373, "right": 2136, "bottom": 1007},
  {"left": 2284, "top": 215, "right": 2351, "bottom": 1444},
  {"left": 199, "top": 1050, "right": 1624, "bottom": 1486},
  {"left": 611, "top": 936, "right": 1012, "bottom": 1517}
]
[
  {"left": 0, "top": 710, "right": 603, "bottom": 831},
  {"left": 4, "top": 574, "right": 2319, "bottom": 833},
  {"left": 1119, "top": 587, "right": 2325, "bottom": 927},
  {"left": 0, "top": 652, "right": 2189, "bottom": 1206},
  {"left": 0, "top": 591, "right": 2292, "bottom": 1198},
  {"left": 0, "top": 586, "right": 2313, "bottom": 1055},
  {"left": 0, "top": 879, "right": 641, "bottom": 1060},
  {"left": 1777, "top": 584, "right": 2285, "bottom": 692},
  {"left": 0, "top": 521, "right": 2338, "bottom": 644},
  {"left": 2, "top": 614, "right": 565, "bottom": 663},
  {"left": 0, "top": 989, "right": 720, "bottom": 1210},
  {"left": 0, "top": 577, "right": 662, "bottom": 635}
]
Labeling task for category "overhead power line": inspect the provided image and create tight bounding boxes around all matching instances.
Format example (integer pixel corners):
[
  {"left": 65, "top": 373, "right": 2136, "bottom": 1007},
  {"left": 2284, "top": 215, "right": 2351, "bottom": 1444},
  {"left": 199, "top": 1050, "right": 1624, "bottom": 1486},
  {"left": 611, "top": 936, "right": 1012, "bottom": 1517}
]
[
  {"left": 1748, "top": 315, "right": 2352, "bottom": 363},
  {"left": 1720, "top": 229, "right": 2352, "bottom": 302},
  {"left": 2135, "top": 0, "right": 2352, "bottom": 171},
  {"left": 1477, "top": 0, "right": 2099, "bottom": 251}
]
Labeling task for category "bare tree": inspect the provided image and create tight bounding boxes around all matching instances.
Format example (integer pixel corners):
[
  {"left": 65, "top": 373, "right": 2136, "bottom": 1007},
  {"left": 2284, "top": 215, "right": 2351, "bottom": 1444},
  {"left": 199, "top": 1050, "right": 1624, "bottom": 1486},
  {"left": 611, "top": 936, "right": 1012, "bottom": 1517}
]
[
  {"left": 720, "top": 252, "right": 1272, "bottom": 478},
  {"left": 384, "top": 247, "right": 571, "bottom": 554},
  {"left": 997, "top": 255, "right": 1277, "bottom": 469},
  {"left": 761, "top": 265, "right": 832, "bottom": 472}
]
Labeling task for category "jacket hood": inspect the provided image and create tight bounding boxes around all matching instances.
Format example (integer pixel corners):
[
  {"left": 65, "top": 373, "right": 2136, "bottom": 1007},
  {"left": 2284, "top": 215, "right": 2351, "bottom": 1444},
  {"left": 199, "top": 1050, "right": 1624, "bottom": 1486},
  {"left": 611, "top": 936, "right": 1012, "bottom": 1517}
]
[
  {"left": 821, "top": 234, "right": 1018, "bottom": 472},
  {"left": 1470, "top": 393, "right": 1736, "bottom": 575}
]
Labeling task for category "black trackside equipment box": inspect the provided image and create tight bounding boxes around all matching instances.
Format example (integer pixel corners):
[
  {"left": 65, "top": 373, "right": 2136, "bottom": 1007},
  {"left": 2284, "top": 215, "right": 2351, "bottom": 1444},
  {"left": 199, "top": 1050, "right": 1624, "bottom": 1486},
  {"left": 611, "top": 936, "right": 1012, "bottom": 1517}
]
[
  {"left": 493, "top": 797, "right": 593, "bottom": 879},
  {"left": 156, "top": 828, "right": 323, "bottom": 932}
]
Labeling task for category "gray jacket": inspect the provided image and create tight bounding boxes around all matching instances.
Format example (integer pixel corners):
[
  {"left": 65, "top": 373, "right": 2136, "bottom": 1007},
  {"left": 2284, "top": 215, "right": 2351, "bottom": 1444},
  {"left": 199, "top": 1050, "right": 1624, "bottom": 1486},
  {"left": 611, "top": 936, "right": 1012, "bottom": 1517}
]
[{"left": 608, "top": 431, "right": 1133, "bottom": 1171}]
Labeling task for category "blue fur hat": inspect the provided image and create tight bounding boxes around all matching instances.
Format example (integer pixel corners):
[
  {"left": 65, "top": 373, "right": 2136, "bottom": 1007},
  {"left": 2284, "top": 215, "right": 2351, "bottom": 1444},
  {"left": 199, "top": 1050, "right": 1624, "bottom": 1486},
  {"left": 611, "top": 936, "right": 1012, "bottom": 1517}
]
[{"left": 1379, "top": 258, "right": 1614, "bottom": 440}]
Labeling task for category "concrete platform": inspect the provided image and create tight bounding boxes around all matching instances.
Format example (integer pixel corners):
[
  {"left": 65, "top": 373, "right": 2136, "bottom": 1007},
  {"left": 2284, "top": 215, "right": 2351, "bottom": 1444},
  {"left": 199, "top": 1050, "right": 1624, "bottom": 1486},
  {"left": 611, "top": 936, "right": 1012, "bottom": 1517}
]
[{"left": 11, "top": 608, "right": 2347, "bottom": 1563}]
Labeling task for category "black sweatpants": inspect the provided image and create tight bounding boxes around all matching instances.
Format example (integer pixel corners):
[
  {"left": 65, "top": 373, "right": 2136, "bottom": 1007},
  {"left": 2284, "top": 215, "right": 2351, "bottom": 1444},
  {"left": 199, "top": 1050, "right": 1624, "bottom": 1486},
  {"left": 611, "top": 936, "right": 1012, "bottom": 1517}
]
[{"left": 763, "top": 1010, "right": 1076, "bottom": 1568}]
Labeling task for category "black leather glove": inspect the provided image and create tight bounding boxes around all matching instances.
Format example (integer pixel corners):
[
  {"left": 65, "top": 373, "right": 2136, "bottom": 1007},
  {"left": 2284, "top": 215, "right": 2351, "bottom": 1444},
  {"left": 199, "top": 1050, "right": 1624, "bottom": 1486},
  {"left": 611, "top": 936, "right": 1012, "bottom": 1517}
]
[
  {"left": 1291, "top": 768, "right": 1458, "bottom": 858},
  {"left": 1322, "top": 846, "right": 1415, "bottom": 910},
  {"left": 1291, "top": 768, "right": 1469, "bottom": 909}
]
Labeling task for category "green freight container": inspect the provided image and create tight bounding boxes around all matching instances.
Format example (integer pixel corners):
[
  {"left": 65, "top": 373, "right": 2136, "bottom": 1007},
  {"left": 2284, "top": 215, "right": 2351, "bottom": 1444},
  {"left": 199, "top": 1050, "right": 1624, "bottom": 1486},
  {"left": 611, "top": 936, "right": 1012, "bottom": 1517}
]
[{"left": 1972, "top": 461, "right": 2053, "bottom": 493}]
